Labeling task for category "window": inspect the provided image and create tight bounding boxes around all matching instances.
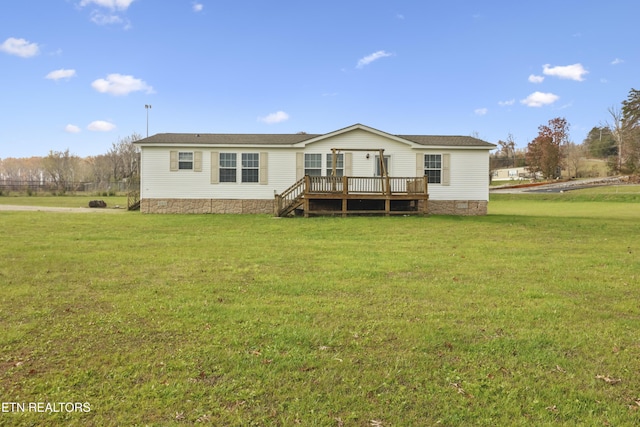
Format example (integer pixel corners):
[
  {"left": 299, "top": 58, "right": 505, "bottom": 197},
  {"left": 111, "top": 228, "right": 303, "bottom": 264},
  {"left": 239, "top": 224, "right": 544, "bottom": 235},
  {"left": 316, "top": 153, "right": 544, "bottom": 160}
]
[
  {"left": 178, "top": 152, "right": 194, "bottom": 170},
  {"left": 305, "top": 153, "right": 322, "bottom": 176},
  {"left": 326, "top": 153, "right": 344, "bottom": 176},
  {"left": 374, "top": 155, "right": 390, "bottom": 176},
  {"left": 219, "top": 153, "right": 237, "bottom": 182},
  {"left": 424, "top": 154, "right": 442, "bottom": 184},
  {"left": 242, "top": 153, "right": 259, "bottom": 183}
]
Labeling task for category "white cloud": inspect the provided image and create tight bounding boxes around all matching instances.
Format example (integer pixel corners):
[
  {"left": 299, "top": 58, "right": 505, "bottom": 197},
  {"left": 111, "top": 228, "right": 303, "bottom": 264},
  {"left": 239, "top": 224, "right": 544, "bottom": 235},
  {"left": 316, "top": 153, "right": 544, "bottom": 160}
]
[
  {"left": 356, "top": 50, "right": 393, "bottom": 68},
  {"left": 65, "top": 124, "right": 81, "bottom": 133},
  {"left": 396, "top": 13, "right": 404, "bottom": 20},
  {"left": 474, "top": 108, "right": 488, "bottom": 116},
  {"left": 520, "top": 91, "right": 559, "bottom": 107},
  {"left": 193, "top": 3, "right": 204, "bottom": 12},
  {"left": 46, "top": 69, "right": 77, "bottom": 81},
  {"left": 0, "top": 37, "right": 40, "bottom": 58},
  {"left": 258, "top": 111, "right": 289, "bottom": 124},
  {"left": 542, "top": 63, "right": 588, "bottom": 81},
  {"left": 87, "top": 120, "right": 116, "bottom": 132},
  {"left": 498, "top": 99, "right": 515, "bottom": 107},
  {"left": 79, "top": 0, "right": 135, "bottom": 10},
  {"left": 528, "top": 74, "right": 544, "bottom": 83},
  {"left": 90, "top": 11, "right": 124, "bottom": 26},
  {"left": 611, "top": 58, "right": 624, "bottom": 65},
  {"left": 91, "top": 73, "right": 154, "bottom": 96}
]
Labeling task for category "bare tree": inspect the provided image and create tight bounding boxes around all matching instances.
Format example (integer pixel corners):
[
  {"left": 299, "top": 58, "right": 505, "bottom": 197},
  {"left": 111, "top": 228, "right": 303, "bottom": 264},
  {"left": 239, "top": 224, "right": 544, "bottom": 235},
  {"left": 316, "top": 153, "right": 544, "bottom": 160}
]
[
  {"left": 564, "top": 143, "right": 587, "bottom": 178},
  {"left": 497, "top": 134, "right": 516, "bottom": 168},
  {"left": 42, "top": 149, "right": 81, "bottom": 191},
  {"left": 107, "top": 133, "right": 142, "bottom": 183},
  {"left": 606, "top": 106, "right": 625, "bottom": 172}
]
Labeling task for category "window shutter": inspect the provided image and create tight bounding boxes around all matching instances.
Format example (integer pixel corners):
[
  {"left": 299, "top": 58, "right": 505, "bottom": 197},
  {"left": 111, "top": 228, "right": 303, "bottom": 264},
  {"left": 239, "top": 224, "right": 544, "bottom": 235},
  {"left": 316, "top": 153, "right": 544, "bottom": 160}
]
[
  {"left": 416, "top": 153, "right": 423, "bottom": 176},
  {"left": 442, "top": 153, "right": 450, "bottom": 186},
  {"left": 194, "top": 151, "right": 202, "bottom": 172},
  {"left": 345, "top": 152, "right": 353, "bottom": 176},
  {"left": 170, "top": 151, "right": 178, "bottom": 171},
  {"left": 259, "top": 152, "right": 268, "bottom": 184},
  {"left": 296, "top": 152, "right": 304, "bottom": 180},
  {"left": 211, "top": 152, "right": 219, "bottom": 184}
]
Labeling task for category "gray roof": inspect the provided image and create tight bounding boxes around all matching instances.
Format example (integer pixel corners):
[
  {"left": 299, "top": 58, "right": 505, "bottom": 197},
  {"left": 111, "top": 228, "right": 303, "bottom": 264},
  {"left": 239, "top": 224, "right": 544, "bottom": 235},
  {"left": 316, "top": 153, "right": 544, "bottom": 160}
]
[
  {"left": 135, "top": 125, "right": 495, "bottom": 148},
  {"left": 398, "top": 135, "right": 495, "bottom": 147},
  {"left": 137, "top": 133, "right": 320, "bottom": 145}
]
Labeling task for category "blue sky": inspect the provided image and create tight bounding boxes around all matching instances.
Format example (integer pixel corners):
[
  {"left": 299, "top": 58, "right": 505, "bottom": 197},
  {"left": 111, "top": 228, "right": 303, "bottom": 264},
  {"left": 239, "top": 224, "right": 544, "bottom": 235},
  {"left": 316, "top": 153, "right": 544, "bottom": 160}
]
[{"left": 1, "top": 0, "right": 638, "bottom": 158}]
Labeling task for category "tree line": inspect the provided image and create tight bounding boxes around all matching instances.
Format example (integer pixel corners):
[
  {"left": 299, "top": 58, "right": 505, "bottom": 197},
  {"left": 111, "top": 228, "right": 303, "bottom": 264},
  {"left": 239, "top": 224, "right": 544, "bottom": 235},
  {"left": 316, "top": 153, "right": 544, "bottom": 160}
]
[
  {"left": 492, "top": 88, "right": 640, "bottom": 179},
  {"left": 0, "top": 133, "right": 141, "bottom": 192}
]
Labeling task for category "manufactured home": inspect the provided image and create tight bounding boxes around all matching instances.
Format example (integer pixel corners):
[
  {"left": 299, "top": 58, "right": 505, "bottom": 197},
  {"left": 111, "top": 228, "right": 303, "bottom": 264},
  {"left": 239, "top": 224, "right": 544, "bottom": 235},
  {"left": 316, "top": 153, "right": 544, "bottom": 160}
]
[{"left": 134, "top": 124, "right": 495, "bottom": 216}]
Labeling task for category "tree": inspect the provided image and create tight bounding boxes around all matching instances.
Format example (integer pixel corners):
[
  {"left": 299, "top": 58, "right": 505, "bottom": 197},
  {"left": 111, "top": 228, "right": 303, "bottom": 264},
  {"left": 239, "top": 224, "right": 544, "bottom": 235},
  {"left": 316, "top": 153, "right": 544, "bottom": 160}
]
[
  {"left": 525, "top": 117, "right": 570, "bottom": 179},
  {"left": 42, "top": 149, "right": 81, "bottom": 191},
  {"left": 583, "top": 126, "right": 617, "bottom": 159},
  {"left": 106, "top": 133, "right": 142, "bottom": 187},
  {"left": 497, "top": 134, "right": 516, "bottom": 168},
  {"left": 564, "top": 143, "right": 587, "bottom": 178},
  {"left": 620, "top": 88, "right": 640, "bottom": 173}
]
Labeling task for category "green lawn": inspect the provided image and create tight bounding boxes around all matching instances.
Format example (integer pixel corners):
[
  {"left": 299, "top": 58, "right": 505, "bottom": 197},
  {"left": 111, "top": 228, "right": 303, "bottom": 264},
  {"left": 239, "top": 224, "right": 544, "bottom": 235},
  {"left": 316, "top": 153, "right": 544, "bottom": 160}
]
[
  {"left": 0, "top": 194, "right": 128, "bottom": 208},
  {"left": 1, "top": 193, "right": 639, "bottom": 426}
]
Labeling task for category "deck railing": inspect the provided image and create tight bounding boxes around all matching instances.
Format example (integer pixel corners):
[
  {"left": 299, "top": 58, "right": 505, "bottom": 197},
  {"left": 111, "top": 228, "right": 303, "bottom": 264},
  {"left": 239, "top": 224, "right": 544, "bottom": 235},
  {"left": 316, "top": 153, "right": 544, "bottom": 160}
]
[
  {"left": 307, "top": 176, "right": 427, "bottom": 195},
  {"left": 275, "top": 176, "right": 428, "bottom": 216},
  {"left": 275, "top": 177, "right": 306, "bottom": 216}
]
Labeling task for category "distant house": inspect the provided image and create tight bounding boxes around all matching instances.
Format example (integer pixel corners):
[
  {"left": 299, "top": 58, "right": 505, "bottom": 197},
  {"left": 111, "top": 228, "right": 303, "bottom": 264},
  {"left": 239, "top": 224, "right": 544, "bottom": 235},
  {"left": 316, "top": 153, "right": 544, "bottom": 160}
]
[
  {"left": 134, "top": 123, "right": 496, "bottom": 216},
  {"left": 491, "top": 167, "right": 539, "bottom": 181}
]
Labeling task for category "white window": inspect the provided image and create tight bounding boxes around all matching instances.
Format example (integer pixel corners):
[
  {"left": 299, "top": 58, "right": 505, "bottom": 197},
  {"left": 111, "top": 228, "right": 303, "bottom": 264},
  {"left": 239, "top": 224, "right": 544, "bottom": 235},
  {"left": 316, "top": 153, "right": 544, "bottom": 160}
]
[
  {"left": 178, "top": 152, "right": 194, "bottom": 170},
  {"left": 305, "top": 154, "right": 322, "bottom": 176},
  {"left": 242, "top": 153, "right": 259, "bottom": 183},
  {"left": 374, "top": 155, "right": 390, "bottom": 176},
  {"left": 219, "top": 153, "right": 237, "bottom": 182},
  {"left": 326, "top": 153, "right": 344, "bottom": 177},
  {"left": 424, "top": 154, "right": 442, "bottom": 184}
]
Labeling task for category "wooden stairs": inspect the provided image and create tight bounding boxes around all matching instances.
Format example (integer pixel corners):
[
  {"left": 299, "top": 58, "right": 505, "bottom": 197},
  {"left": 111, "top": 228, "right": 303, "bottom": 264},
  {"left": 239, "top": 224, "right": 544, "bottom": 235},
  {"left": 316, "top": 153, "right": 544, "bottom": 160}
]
[
  {"left": 127, "top": 190, "right": 141, "bottom": 211},
  {"left": 274, "top": 178, "right": 305, "bottom": 217}
]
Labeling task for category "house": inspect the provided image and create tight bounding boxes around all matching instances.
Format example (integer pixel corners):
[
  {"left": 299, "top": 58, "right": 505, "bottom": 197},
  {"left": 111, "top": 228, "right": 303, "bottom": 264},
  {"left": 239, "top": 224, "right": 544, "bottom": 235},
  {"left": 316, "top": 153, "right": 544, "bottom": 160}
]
[
  {"left": 134, "top": 123, "right": 496, "bottom": 216},
  {"left": 491, "top": 166, "right": 535, "bottom": 181}
]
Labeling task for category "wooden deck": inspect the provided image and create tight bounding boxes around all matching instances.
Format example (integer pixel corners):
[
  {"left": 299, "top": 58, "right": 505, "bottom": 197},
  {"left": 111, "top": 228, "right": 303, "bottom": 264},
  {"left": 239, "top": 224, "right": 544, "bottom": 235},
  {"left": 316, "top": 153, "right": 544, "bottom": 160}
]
[{"left": 275, "top": 176, "right": 428, "bottom": 217}]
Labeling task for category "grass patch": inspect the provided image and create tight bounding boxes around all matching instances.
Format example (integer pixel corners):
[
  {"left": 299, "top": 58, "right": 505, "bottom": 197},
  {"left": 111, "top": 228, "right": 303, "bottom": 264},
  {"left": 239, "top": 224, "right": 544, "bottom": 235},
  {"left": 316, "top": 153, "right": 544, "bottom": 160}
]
[
  {"left": 0, "top": 195, "right": 127, "bottom": 208},
  {"left": 1, "top": 196, "right": 640, "bottom": 425}
]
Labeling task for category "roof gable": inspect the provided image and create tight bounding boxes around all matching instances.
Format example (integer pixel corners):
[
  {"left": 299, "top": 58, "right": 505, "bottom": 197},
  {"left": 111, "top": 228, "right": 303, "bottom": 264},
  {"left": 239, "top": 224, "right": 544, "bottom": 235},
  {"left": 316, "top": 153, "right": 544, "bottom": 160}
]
[{"left": 292, "top": 123, "right": 420, "bottom": 148}]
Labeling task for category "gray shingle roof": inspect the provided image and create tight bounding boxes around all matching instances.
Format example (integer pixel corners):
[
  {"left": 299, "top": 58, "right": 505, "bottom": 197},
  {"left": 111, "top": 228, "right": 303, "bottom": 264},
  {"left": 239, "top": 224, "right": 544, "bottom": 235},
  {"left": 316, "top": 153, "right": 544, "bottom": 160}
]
[
  {"left": 398, "top": 135, "right": 495, "bottom": 147},
  {"left": 137, "top": 133, "right": 320, "bottom": 145},
  {"left": 135, "top": 126, "right": 496, "bottom": 148}
]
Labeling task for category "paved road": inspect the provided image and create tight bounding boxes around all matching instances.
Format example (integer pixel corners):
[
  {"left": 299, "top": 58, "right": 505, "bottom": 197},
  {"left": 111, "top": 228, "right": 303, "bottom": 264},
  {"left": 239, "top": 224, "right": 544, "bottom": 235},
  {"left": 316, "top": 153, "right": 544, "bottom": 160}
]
[{"left": 490, "top": 177, "right": 629, "bottom": 194}]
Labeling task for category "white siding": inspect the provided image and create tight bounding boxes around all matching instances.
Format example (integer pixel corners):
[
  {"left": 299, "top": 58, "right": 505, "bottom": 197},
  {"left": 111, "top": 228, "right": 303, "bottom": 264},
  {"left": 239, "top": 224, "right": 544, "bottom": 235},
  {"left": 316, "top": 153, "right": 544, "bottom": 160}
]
[
  {"left": 419, "top": 149, "right": 489, "bottom": 201},
  {"left": 139, "top": 128, "right": 491, "bottom": 202},
  {"left": 141, "top": 147, "right": 298, "bottom": 199}
]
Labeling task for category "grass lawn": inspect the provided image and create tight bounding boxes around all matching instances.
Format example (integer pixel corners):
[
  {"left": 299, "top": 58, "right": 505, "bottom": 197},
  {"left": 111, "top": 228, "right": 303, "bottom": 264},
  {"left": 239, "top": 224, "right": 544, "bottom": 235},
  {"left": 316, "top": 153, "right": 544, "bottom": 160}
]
[
  {"left": 0, "top": 194, "right": 128, "bottom": 209},
  {"left": 1, "top": 192, "right": 639, "bottom": 425}
]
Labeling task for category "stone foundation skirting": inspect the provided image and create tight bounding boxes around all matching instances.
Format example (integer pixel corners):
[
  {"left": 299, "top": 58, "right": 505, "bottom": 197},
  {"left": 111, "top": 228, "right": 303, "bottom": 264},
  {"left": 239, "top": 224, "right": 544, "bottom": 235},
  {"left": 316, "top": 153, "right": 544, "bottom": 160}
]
[
  {"left": 141, "top": 198, "right": 488, "bottom": 215},
  {"left": 426, "top": 200, "right": 487, "bottom": 216},
  {"left": 141, "top": 198, "right": 275, "bottom": 214}
]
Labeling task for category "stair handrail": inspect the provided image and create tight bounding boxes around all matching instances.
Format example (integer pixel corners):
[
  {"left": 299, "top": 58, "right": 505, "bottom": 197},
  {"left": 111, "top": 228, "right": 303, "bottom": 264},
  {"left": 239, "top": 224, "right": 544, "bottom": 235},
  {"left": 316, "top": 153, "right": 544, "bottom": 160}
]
[
  {"left": 127, "top": 190, "right": 140, "bottom": 211},
  {"left": 275, "top": 177, "right": 306, "bottom": 215}
]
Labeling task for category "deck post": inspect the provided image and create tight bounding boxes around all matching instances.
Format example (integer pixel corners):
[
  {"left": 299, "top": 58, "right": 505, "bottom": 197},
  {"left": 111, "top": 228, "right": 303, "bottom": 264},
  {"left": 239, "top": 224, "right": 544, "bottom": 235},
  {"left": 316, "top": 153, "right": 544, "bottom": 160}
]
[
  {"left": 275, "top": 194, "right": 282, "bottom": 216},
  {"left": 422, "top": 176, "right": 428, "bottom": 214},
  {"left": 304, "top": 175, "right": 311, "bottom": 217}
]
